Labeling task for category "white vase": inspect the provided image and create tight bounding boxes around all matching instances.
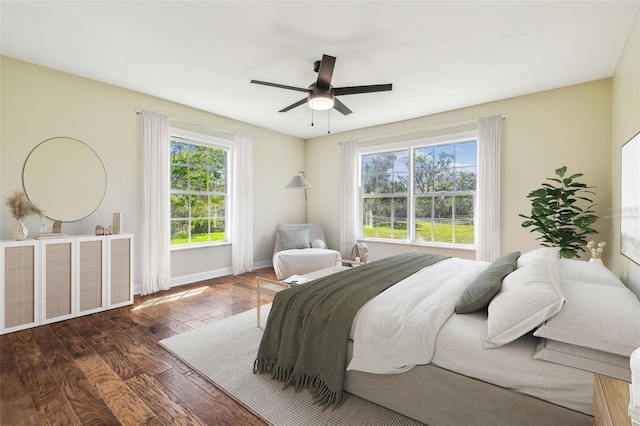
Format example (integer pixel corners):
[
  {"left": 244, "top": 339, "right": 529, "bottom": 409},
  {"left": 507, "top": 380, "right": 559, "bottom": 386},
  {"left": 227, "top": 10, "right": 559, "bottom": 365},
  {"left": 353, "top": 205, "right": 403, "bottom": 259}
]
[
  {"left": 12, "top": 220, "right": 28, "bottom": 240},
  {"left": 589, "top": 257, "right": 603, "bottom": 264}
]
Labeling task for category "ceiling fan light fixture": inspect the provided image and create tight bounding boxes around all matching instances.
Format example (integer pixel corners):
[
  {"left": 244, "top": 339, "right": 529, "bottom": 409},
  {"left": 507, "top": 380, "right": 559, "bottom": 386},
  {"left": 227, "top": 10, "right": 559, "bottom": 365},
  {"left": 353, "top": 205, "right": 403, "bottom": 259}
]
[{"left": 308, "top": 93, "right": 334, "bottom": 111}]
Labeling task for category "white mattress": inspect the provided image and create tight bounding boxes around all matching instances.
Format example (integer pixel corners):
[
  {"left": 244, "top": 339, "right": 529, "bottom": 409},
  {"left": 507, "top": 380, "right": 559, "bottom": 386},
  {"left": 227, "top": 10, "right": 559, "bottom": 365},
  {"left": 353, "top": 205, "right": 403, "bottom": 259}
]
[{"left": 431, "top": 311, "right": 594, "bottom": 415}]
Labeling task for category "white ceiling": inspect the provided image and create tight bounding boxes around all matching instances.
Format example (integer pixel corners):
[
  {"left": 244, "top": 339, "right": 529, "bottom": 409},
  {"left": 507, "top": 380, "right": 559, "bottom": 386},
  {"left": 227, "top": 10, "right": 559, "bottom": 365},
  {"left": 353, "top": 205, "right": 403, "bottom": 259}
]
[{"left": 1, "top": 1, "right": 639, "bottom": 139}]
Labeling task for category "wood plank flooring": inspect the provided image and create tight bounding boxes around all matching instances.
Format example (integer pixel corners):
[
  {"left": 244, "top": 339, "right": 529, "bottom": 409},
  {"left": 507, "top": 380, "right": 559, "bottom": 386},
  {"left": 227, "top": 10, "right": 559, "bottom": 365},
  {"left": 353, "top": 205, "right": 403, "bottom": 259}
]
[{"left": 0, "top": 267, "right": 278, "bottom": 425}]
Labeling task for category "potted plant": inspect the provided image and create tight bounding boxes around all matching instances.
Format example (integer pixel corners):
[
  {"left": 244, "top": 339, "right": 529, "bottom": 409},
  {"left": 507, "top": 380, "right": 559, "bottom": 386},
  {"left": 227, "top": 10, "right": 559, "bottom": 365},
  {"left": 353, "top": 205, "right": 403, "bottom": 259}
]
[
  {"left": 4, "top": 190, "right": 43, "bottom": 240},
  {"left": 519, "top": 166, "right": 598, "bottom": 259}
]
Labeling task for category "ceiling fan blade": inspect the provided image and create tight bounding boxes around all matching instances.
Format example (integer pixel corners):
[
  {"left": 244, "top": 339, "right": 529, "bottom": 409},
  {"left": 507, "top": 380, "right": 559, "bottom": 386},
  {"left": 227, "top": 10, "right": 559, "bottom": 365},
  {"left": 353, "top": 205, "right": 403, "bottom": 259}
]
[
  {"left": 250, "top": 80, "right": 308, "bottom": 93},
  {"left": 333, "top": 98, "right": 353, "bottom": 115},
  {"left": 333, "top": 84, "right": 393, "bottom": 96},
  {"left": 316, "top": 54, "right": 336, "bottom": 91},
  {"left": 279, "top": 97, "right": 308, "bottom": 113}
]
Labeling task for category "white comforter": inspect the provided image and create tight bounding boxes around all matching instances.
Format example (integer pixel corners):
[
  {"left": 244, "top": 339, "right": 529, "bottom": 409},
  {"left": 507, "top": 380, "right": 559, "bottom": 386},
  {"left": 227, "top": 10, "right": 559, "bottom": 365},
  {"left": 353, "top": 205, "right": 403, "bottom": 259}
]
[{"left": 347, "top": 257, "right": 489, "bottom": 374}]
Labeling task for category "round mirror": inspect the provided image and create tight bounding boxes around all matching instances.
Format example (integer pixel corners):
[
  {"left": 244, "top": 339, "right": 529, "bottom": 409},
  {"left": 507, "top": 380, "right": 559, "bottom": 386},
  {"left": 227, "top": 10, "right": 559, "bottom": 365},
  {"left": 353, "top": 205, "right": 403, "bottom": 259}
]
[{"left": 23, "top": 137, "right": 106, "bottom": 222}]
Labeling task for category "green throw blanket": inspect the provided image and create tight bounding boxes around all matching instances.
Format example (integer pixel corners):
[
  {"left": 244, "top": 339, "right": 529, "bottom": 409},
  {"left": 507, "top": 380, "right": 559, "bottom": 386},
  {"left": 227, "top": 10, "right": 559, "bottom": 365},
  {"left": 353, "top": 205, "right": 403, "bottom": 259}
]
[{"left": 253, "top": 252, "right": 448, "bottom": 409}]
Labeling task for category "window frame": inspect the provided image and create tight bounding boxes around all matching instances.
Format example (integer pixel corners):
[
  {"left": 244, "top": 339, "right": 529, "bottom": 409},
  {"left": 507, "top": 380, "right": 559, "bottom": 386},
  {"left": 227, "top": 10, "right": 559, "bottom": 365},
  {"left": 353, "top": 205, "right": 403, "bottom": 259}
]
[
  {"left": 357, "top": 130, "right": 478, "bottom": 249},
  {"left": 169, "top": 127, "right": 233, "bottom": 250}
]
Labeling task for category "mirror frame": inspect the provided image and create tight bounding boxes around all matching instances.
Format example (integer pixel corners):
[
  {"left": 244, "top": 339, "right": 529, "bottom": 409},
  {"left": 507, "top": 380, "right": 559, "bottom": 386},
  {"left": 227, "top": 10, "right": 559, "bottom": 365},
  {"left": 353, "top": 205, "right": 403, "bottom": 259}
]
[{"left": 22, "top": 137, "right": 107, "bottom": 222}]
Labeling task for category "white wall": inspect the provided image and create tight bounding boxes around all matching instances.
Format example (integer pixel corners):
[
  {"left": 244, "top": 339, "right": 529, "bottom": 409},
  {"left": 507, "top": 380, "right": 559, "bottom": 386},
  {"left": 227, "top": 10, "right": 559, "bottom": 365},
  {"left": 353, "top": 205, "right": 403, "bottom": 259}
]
[
  {"left": 0, "top": 56, "right": 306, "bottom": 286},
  {"left": 305, "top": 79, "right": 613, "bottom": 268},
  {"left": 611, "top": 10, "right": 640, "bottom": 297}
]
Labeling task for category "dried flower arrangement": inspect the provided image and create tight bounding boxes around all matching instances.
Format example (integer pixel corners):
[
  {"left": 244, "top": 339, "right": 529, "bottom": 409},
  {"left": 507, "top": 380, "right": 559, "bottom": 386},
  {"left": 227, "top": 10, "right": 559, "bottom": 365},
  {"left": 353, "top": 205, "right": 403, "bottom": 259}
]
[
  {"left": 587, "top": 240, "right": 606, "bottom": 259},
  {"left": 4, "top": 190, "right": 44, "bottom": 221}
]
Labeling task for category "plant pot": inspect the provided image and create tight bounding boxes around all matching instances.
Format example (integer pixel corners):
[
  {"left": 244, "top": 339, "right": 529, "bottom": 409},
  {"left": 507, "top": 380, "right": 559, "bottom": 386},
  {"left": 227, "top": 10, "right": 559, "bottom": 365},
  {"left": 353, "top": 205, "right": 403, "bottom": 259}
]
[{"left": 12, "top": 220, "right": 28, "bottom": 240}]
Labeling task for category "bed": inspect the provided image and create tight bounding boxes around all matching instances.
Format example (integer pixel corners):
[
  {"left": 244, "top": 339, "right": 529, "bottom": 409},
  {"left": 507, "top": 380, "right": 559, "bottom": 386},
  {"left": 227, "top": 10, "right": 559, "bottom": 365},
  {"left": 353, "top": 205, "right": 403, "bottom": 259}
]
[{"left": 255, "top": 248, "right": 640, "bottom": 426}]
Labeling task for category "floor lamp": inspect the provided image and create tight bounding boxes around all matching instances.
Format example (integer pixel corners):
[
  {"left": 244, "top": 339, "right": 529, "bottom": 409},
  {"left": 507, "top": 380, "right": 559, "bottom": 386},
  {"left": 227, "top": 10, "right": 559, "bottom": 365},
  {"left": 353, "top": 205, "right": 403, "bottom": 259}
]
[{"left": 285, "top": 171, "right": 312, "bottom": 223}]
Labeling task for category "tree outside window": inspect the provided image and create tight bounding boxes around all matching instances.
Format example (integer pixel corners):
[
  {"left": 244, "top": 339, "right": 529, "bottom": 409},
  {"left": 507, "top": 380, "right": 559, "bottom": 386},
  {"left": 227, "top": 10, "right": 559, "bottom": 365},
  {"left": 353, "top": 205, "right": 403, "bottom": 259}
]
[
  {"left": 361, "top": 138, "right": 477, "bottom": 245},
  {"left": 170, "top": 137, "right": 228, "bottom": 246}
]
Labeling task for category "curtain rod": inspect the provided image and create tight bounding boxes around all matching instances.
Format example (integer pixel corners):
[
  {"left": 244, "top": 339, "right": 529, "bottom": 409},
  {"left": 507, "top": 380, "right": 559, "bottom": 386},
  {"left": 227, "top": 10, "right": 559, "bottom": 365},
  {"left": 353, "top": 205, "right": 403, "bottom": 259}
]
[
  {"left": 134, "top": 108, "right": 234, "bottom": 135},
  {"left": 339, "top": 114, "right": 508, "bottom": 145}
]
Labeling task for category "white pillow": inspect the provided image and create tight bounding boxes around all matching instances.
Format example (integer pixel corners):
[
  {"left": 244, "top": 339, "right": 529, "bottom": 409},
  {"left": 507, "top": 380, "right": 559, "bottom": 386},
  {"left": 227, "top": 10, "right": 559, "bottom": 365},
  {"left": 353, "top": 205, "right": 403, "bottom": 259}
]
[
  {"left": 310, "top": 239, "right": 326, "bottom": 249},
  {"left": 534, "top": 338, "right": 631, "bottom": 382},
  {"left": 534, "top": 279, "right": 640, "bottom": 356},
  {"left": 482, "top": 261, "right": 565, "bottom": 349},
  {"left": 557, "top": 258, "right": 624, "bottom": 287},
  {"left": 516, "top": 247, "right": 560, "bottom": 268}
]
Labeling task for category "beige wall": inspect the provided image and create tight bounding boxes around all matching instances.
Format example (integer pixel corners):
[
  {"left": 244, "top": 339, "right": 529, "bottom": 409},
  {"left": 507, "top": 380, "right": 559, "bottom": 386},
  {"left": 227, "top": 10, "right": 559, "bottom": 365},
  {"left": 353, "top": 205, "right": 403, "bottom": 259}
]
[
  {"left": 4, "top": 30, "right": 638, "bottom": 299},
  {"left": 0, "top": 56, "right": 306, "bottom": 286},
  {"left": 306, "top": 79, "right": 613, "bottom": 267},
  {"left": 611, "top": 11, "right": 640, "bottom": 297}
]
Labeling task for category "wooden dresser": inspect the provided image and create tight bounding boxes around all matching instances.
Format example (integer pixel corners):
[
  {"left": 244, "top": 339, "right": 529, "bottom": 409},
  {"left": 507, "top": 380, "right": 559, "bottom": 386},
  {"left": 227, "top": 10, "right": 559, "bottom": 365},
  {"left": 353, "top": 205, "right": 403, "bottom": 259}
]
[{"left": 594, "top": 374, "right": 631, "bottom": 426}]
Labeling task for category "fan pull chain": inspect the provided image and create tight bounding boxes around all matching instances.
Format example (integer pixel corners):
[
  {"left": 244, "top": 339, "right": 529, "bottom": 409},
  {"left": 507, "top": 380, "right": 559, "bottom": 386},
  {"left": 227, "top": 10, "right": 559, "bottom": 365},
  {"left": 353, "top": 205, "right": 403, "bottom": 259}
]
[
  {"left": 327, "top": 109, "right": 331, "bottom": 134},
  {"left": 311, "top": 106, "right": 314, "bottom": 127}
]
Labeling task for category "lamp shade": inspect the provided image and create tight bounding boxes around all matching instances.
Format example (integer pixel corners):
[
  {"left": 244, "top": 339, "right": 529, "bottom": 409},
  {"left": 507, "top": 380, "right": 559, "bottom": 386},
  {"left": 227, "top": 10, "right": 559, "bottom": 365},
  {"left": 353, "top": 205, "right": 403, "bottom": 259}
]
[{"left": 285, "top": 175, "right": 312, "bottom": 189}]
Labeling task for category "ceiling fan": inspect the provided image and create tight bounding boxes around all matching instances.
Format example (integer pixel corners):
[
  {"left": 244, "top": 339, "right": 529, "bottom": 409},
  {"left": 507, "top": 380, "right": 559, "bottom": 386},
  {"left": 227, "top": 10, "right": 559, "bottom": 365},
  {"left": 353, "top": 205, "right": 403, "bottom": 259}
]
[{"left": 250, "top": 54, "right": 392, "bottom": 115}]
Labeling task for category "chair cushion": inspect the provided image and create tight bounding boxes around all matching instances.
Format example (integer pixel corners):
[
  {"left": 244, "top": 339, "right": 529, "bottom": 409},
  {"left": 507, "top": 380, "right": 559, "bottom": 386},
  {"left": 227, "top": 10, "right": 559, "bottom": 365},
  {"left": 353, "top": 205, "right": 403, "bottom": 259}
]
[
  {"left": 272, "top": 248, "right": 341, "bottom": 279},
  {"left": 274, "top": 223, "right": 327, "bottom": 253},
  {"left": 279, "top": 228, "right": 310, "bottom": 250}
]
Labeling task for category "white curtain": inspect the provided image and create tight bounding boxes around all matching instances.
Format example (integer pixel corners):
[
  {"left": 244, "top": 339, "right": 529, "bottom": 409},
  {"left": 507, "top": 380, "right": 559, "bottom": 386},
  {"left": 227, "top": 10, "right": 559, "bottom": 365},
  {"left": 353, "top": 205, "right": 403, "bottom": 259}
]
[
  {"left": 339, "top": 140, "right": 358, "bottom": 259},
  {"left": 232, "top": 132, "right": 254, "bottom": 275},
  {"left": 141, "top": 111, "right": 171, "bottom": 295},
  {"left": 476, "top": 115, "right": 503, "bottom": 262}
]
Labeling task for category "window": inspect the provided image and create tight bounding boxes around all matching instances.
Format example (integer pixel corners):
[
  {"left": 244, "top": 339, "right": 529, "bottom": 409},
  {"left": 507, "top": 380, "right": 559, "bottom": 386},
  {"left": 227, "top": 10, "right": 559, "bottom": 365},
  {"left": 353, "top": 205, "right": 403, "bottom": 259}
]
[
  {"left": 359, "top": 132, "right": 477, "bottom": 246},
  {"left": 170, "top": 129, "right": 230, "bottom": 247}
]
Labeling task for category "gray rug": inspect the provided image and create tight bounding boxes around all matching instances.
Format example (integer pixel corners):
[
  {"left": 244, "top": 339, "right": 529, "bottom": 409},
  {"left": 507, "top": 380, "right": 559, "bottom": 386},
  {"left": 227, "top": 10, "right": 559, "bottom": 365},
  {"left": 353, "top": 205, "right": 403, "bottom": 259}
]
[{"left": 158, "top": 304, "right": 424, "bottom": 426}]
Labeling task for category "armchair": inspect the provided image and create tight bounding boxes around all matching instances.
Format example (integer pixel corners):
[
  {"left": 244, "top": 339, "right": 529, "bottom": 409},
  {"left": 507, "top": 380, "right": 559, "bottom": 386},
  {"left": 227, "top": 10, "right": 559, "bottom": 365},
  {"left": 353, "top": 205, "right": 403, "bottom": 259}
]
[{"left": 272, "top": 223, "right": 341, "bottom": 279}]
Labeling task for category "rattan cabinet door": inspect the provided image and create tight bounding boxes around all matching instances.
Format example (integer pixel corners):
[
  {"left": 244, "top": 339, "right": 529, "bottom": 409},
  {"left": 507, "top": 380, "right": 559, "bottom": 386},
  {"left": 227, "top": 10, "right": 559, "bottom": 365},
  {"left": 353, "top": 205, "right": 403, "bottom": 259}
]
[
  {"left": 108, "top": 234, "right": 133, "bottom": 308},
  {"left": 41, "top": 238, "right": 75, "bottom": 324},
  {"left": 76, "top": 236, "right": 106, "bottom": 316},
  {"left": 0, "top": 240, "right": 40, "bottom": 334}
]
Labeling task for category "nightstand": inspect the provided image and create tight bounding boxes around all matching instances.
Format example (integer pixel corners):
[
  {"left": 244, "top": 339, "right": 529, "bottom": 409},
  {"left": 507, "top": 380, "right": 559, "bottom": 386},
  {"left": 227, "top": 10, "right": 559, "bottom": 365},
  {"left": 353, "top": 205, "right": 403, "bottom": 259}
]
[{"left": 593, "top": 374, "right": 631, "bottom": 426}]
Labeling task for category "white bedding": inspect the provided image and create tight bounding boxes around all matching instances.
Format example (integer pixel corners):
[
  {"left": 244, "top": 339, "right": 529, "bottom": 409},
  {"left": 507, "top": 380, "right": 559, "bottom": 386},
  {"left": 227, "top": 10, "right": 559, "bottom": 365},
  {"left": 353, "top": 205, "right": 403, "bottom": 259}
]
[
  {"left": 347, "top": 258, "right": 489, "bottom": 374},
  {"left": 346, "top": 255, "right": 594, "bottom": 415},
  {"left": 432, "top": 311, "right": 594, "bottom": 415}
]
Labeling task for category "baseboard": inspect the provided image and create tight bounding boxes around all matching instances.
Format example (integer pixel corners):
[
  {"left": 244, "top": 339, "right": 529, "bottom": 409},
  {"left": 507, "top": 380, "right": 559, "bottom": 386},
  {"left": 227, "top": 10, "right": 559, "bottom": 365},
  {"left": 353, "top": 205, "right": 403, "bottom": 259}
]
[{"left": 133, "top": 259, "right": 273, "bottom": 295}]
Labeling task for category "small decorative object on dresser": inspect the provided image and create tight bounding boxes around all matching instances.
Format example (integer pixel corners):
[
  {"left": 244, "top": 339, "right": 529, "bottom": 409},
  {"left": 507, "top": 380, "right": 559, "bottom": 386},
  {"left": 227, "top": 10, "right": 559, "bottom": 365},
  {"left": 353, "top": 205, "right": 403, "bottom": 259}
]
[
  {"left": 39, "top": 212, "right": 48, "bottom": 234},
  {"left": 95, "top": 225, "right": 113, "bottom": 236},
  {"left": 113, "top": 212, "right": 122, "bottom": 234},
  {"left": 4, "top": 190, "right": 43, "bottom": 240}
]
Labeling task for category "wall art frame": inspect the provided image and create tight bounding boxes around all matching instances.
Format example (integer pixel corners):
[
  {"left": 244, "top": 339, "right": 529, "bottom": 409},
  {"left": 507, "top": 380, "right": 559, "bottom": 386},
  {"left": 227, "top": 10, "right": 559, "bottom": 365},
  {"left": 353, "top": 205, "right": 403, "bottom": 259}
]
[{"left": 621, "top": 130, "right": 640, "bottom": 265}]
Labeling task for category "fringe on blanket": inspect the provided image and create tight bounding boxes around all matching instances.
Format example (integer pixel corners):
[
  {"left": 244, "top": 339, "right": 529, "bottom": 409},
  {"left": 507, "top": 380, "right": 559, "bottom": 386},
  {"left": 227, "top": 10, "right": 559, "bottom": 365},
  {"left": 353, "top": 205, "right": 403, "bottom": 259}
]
[
  {"left": 288, "top": 372, "right": 345, "bottom": 410},
  {"left": 253, "top": 358, "right": 345, "bottom": 409}
]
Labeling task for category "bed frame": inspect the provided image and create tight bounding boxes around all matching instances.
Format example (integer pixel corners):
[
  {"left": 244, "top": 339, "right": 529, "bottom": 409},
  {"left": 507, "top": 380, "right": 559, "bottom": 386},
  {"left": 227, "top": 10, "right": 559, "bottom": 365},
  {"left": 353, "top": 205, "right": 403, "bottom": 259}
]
[{"left": 344, "top": 343, "right": 593, "bottom": 426}]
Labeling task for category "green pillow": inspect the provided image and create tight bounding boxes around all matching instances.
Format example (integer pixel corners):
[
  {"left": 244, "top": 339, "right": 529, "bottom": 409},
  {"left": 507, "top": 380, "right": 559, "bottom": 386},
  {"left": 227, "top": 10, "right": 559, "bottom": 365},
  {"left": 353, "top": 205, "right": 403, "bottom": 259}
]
[
  {"left": 455, "top": 251, "right": 521, "bottom": 314},
  {"left": 280, "top": 229, "right": 311, "bottom": 250}
]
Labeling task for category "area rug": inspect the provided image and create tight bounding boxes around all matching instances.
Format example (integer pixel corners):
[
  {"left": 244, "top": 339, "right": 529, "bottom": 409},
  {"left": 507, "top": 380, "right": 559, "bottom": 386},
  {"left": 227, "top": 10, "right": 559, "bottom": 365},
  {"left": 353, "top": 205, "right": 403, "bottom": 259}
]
[{"left": 158, "top": 304, "right": 424, "bottom": 426}]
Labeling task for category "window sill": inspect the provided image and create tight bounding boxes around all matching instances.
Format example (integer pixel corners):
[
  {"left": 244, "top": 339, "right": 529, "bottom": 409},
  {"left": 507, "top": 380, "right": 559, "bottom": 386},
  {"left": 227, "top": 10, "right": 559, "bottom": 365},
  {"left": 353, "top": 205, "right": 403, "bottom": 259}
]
[
  {"left": 359, "top": 238, "right": 476, "bottom": 252},
  {"left": 170, "top": 241, "right": 231, "bottom": 252}
]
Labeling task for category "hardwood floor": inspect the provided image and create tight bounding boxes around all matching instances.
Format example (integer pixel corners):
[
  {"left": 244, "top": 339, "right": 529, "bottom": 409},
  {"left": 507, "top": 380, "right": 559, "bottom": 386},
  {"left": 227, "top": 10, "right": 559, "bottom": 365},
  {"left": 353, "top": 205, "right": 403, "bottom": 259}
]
[{"left": 0, "top": 267, "right": 279, "bottom": 425}]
